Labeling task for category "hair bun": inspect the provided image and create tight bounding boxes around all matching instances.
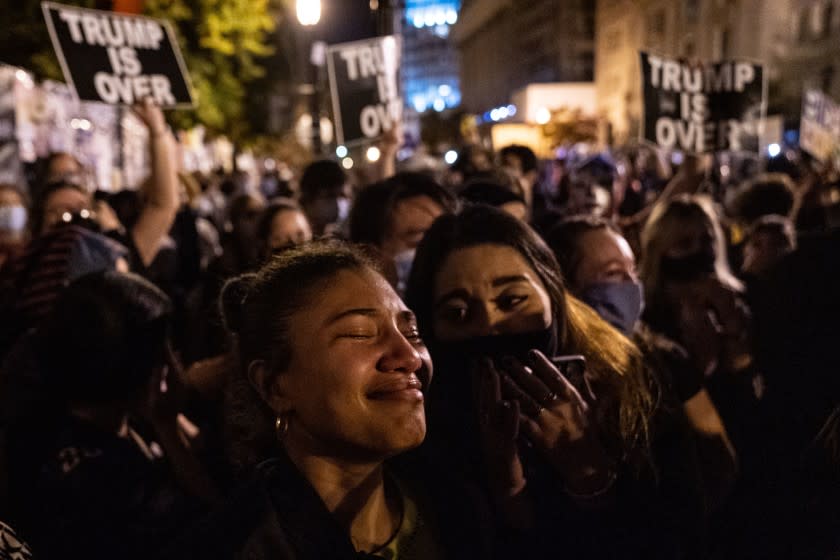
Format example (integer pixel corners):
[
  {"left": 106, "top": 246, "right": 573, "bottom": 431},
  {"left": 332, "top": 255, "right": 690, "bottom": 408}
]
[{"left": 220, "top": 273, "right": 257, "bottom": 335}]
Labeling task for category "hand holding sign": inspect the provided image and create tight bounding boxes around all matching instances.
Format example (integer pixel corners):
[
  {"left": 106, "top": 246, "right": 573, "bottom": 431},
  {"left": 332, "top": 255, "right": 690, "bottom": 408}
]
[{"left": 132, "top": 97, "right": 168, "bottom": 136}]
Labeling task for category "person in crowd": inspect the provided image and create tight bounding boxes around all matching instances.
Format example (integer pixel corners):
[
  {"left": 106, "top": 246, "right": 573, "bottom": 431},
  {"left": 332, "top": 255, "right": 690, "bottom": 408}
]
[
  {"left": 4, "top": 271, "right": 217, "bottom": 560},
  {"left": 728, "top": 173, "right": 796, "bottom": 229},
  {"left": 216, "top": 192, "right": 265, "bottom": 278},
  {"left": 349, "top": 172, "right": 456, "bottom": 293},
  {"left": 404, "top": 204, "right": 706, "bottom": 557},
  {"left": 39, "top": 151, "right": 87, "bottom": 186},
  {"left": 446, "top": 145, "right": 494, "bottom": 188},
  {"left": 741, "top": 215, "right": 796, "bottom": 277},
  {"left": 165, "top": 242, "right": 489, "bottom": 559},
  {"left": 458, "top": 176, "right": 528, "bottom": 222},
  {"left": 299, "top": 160, "right": 352, "bottom": 237},
  {"left": 559, "top": 154, "right": 617, "bottom": 219},
  {"left": 0, "top": 224, "right": 129, "bottom": 358},
  {"left": 0, "top": 184, "right": 28, "bottom": 273},
  {"left": 28, "top": 99, "right": 179, "bottom": 271},
  {"left": 546, "top": 215, "right": 737, "bottom": 511},
  {"left": 500, "top": 144, "right": 539, "bottom": 211},
  {"left": 256, "top": 198, "right": 313, "bottom": 259},
  {"left": 638, "top": 195, "right": 766, "bottom": 545}
]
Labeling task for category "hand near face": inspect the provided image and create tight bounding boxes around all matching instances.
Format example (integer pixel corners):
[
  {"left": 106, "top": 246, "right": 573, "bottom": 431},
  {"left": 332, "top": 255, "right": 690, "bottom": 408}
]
[
  {"left": 496, "top": 350, "right": 613, "bottom": 495},
  {"left": 474, "top": 358, "right": 526, "bottom": 498}
]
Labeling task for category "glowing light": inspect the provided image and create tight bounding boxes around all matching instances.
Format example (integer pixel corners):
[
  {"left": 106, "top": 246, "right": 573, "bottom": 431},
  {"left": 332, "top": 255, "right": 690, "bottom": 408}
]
[
  {"left": 412, "top": 14, "right": 424, "bottom": 28},
  {"left": 767, "top": 143, "right": 781, "bottom": 157},
  {"left": 535, "top": 107, "right": 551, "bottom": 125},
  {"left": 435, "top": 9, "right": 447, "bottom": 25},
  {"left": 490, "top": 109, "right": 500, "bottom": 121},
  {"left": 341, "top": 157, "right": 354, "bottom": 170},
  {"left": 445, "top": 8, "right": 458, "bottom": 25},
  {"left": 507, "top": 104, "right": 517, "bottom": 116},
  {"left": 366, "top": 146, "right": 381, "bottom": 162},
  {"left": 424, "top": 11, "right": 436, "bottom": 26},
  {"left": 444, "top": 150, "right": 458, "bottom": 164},
  {"left": 412, "top": 95, "right": 427, "bottom": 112},
  {"left": 497, "top": 106, "right": 509, "bottom": 119},
  {"left": 296, "top": 0, "right": 321, "bottom": 26},
  {"left": 438, "top": 84, "right": 452, "bottom": 97},
  {"left": 433, "top": 98, "right": 446, "bottom": 112},
  {"left": 336, "top": 145, "right": 348, "bottom": 158}
]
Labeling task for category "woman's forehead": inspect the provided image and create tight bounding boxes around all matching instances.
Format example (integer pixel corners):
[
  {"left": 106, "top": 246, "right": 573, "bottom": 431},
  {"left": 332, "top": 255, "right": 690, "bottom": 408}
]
[{"left": 434, "top": 244, "right": 538, "bottom": 291}]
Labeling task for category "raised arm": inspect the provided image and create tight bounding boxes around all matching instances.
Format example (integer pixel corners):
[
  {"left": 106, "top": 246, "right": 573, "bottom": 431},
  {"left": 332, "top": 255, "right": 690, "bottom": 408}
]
[{"left": 131, "top": 98, "right": 180, "bottom": 268}]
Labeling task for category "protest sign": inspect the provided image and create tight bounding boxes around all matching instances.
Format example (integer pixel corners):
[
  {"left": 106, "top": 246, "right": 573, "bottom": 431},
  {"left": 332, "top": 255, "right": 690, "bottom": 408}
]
[
  {"left": 327, "top": 35, "right": 401, "bottom": 146},
  {"left": 42, "top": 2, "right": 193, "bottom": 108},
  {"left": 800, "top": 89, "right": 840, "bottom": 163},
  {"left": 640, "top": 52, "right": 765, "bottom": 153}
]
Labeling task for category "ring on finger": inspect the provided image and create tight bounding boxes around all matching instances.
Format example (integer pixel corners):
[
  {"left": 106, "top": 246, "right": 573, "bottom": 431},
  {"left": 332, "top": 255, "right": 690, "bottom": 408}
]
[{"left": 541, "top": 391, "right": 558, "bottom": 405}]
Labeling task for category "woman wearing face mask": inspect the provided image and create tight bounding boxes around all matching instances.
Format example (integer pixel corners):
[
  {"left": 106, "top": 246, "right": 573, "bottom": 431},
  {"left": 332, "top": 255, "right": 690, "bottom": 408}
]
[
  {"left": 547, "top": 215, "right": 737, "bottom": 512},
  {"left": 404, "top": 204, "right": 704, "bottom": 558},
  {"left": 0, "top": 184, "right": 28, "bottom": 273},
  {"left": 349, "top": 173, "right": 457, "bottom": 295},
  {"left": 165, "top": 242, "right": 490, "bottom": 559},
  {"left": 640, "top": 195, "right": 758, "bottom": 410}
]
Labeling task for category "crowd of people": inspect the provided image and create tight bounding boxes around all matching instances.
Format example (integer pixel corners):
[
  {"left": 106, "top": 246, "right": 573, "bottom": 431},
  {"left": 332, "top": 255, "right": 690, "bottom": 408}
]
[{"left": 0, "top": 98, "right": 838, "bottom": 559}]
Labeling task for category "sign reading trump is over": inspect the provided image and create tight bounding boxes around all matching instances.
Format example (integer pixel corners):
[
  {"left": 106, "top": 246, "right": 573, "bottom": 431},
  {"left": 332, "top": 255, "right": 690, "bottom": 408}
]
[
  {"left": 42, "top": 2, "right": 193, "bottom": 108},
  {"left": 640, "top": 52, "right": 765, "bottom": 153}
]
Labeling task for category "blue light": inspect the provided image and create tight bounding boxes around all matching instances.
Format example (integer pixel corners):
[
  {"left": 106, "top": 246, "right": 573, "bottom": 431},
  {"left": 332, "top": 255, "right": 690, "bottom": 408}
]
[
  {"left": 412, "top": 14, "right": 424, "bottom": 28},
  {"left": 507, "top": 104, "right": 517, "bottom": 116},
  {"left": 483, "top": 111, "right": 492, "bottom": 121},
  {"left": 336, "top": 145, "right": 348, "bottom": 158},
  {"left": 433, "top": 98, "right": 446, "bottom": 112},
  {"left": 445, "top": 8, "right": 458, "bottom": 24}
]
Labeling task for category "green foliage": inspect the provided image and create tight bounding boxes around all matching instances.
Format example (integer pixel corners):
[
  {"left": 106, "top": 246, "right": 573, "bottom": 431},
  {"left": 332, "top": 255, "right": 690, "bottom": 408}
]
[{"left": 144, "top": 0, "right": 277, "bottom": 141}]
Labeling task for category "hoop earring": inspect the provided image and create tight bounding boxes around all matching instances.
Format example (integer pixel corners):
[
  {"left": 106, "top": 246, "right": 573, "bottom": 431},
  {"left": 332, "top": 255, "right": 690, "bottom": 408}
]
[{"left": 275, "top": 415, "right": 290, "bottom": 441}]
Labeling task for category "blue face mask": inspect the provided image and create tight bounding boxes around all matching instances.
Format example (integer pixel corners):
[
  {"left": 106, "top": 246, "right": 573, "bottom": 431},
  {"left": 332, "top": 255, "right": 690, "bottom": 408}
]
[
  {"left": 581, "top": 281, "right": 644, "bottom": 336},
  {"left": 0, "top": 205, "right": 27, "bottom": 234}
]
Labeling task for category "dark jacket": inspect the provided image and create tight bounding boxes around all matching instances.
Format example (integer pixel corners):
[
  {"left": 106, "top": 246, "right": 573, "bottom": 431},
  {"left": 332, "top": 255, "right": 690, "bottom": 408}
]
[{"left": 162, "top": 451, "right": 493, "bottom": 560}]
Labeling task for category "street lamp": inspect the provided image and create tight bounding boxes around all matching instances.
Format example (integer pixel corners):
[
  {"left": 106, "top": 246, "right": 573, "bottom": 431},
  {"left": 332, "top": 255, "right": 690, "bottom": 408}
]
[
  {"left": 297, "top": 0, "right": 322, "bottom": 155},
  {"left": 296, "top": 0, "right": 321, "bottom": 26}
]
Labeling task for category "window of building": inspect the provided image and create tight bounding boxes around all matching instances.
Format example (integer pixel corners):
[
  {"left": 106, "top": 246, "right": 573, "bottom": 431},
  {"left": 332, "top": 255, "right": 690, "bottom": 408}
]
[
  {"left": 648, "top": 7, "right": 667, "bottom": 39},
  {"left": 799, "top": 8, "right": 810, "bottom": 41},
  {"left": 824, "top": 0, "right": 835, "bottom": 38},
  {"left": 684, "top": 0, "right": 701, "bottom": 25}
]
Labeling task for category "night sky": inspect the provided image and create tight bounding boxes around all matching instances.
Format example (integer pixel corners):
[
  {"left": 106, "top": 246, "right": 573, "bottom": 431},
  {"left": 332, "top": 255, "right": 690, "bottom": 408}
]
[{"left": 316, "top": 0, "right": 382, "bottom": 44}]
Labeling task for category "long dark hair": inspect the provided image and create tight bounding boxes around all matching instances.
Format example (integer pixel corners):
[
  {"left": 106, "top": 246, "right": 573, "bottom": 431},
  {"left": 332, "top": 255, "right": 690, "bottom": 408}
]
[
  {"left": 405, "top": 204, "right": 656, "bottom": 459},
  {"left": 220, "top": 240, "right": 377, "bottom": 470}
]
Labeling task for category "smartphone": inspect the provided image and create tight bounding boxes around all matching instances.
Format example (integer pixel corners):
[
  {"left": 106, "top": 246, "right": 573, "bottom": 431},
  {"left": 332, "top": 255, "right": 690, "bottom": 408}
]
[{"left": 550, "top": 354, "right": 586, "bottom": 392}]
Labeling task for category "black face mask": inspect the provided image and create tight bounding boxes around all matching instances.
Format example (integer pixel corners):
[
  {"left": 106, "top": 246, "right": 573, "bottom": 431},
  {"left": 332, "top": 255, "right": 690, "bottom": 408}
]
[
  {"left": 431, "top": 326, "right": 558, "bottom": 369},
  {"left": 660, "top": 249, "right": 716, "bottom": 283},
  {"left": 424, "top": 326, "right": 558, "bottom": 476}
]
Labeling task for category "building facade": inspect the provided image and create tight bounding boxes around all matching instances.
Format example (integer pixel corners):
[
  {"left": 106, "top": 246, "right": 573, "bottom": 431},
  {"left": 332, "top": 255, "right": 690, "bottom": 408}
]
[
  {"left": 452, "top": 0, "right": 595, "bottom": 114},
  {"left": 595, "top": 0, "right": 840, "bottom": 143},
  {"left": 400, "top": 0, "right": 463, "bottom": 114}
]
